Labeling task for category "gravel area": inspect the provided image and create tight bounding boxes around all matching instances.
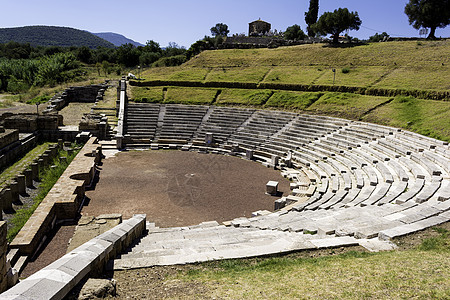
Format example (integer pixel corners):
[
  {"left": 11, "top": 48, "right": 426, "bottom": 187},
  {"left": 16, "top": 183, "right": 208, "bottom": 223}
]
[{"left": 83, "top": 150, "right": 291, "bottom": 227}]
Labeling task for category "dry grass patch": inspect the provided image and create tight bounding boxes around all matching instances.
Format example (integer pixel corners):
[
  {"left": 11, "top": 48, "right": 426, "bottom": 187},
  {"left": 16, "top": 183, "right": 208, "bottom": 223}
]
[
  {"left": 205, "top": 67, "right": 270, "bottom": 83},
  {"left": 263, "top": 66, "right": 324, "bottom": 85},
  {"left": 314, "top": 66, "right": 393, "bottom": 87},
  {"left": 184, "top": 40, "right": 450, "bottom": 68}
]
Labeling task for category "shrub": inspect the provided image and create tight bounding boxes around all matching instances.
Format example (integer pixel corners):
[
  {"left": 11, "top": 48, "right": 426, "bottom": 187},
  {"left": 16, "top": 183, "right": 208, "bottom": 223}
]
[
  {"left": 341, "top": 67, "right": 350, "bottom": 74},
  {"left": 26, "top": 95, "right": 51, "bottom": 104}
]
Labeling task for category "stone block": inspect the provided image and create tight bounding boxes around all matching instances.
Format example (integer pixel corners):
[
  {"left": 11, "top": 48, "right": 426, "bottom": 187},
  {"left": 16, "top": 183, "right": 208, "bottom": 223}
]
[
  {"left": 24, "top": 170, "right": 33, "bottom": 188},
  {"left": 246, "top": 149, "right": 254, "bottom": 160},
  {"left": 266, "top": 181, "right": 279, "bottom": 195},
  {"left": 1, "top": 189, "right": 13, "bottom": 211},
  {"left": 31, "top": 163, "right": 39, "bottom": 181},
  {"left": 16, "top": 175, "right": 26, "bottom": 195},
  {"left": 9, "top": 182, "right": 19, "bottom": 204}
]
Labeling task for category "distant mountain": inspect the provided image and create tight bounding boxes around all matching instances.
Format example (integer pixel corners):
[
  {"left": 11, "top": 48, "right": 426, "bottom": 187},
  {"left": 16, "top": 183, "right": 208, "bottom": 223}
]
[
  {"left": 0, "top": 26, "right": 115, "bottom": 48},
  {"left": 93, "top": 32, "right": 144, "bottom": 47}
]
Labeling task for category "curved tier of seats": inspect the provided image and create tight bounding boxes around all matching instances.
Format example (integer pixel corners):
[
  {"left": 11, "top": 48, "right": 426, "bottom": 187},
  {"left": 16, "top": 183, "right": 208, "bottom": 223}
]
[{"left": 117, "top": 103, "right": 450, "bottom": 266}]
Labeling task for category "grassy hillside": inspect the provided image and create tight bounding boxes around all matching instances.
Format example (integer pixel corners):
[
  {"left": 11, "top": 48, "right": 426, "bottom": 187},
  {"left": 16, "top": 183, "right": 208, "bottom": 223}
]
[
  {"left": 0, "top": 26, "right": 115, "bottom": 48},
  {"left": 130, "top": 41, "right": 450, "bottom": 141},
  {"left": 137, "top": 41, "right": 450, "bottom": 93}
]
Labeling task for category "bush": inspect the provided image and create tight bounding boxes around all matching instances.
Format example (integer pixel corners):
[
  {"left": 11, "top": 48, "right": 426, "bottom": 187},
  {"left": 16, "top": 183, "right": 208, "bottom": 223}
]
[
  {"left": 6, "top": 77, "right": 29, "bottom": 93},
  {"left": 341, "top": 67, "right": 350, "bottom": 74},
  {"left": 152, "top": 55, "right": 186, "bottom": 67},
  {"left": 26, "top": 95, "right": 51, "bottom": 104}
]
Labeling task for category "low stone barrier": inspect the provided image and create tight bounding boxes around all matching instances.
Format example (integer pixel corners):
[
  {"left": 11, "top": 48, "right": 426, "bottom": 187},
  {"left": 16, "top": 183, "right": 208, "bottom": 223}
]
[
  {"left": 0, "top": 222, "right": 7, "bottom": 293},
  {"left": 0, "top": 214, "right": 146, "bottom": 300},
  {"left": 9, "top": 137, "right": 102, "bottom": 255}
]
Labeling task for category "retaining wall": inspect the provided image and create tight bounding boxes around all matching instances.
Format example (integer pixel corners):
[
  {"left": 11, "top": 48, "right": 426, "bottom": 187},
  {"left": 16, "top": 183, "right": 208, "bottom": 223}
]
[
  {"left": 9, "top": 137, "right": 102, "bottom": 255},
  {"left": 1, "top": 214, "right": 146, "bottom": 300},
  {"left": 0, "top": 222, "right": 6, "bottom": 293}
]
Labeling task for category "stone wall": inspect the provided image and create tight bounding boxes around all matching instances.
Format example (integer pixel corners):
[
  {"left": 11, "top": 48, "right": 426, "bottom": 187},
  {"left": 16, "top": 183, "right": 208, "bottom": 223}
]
[
  {"left": 0, "top": 129, "right": 19, "bottom": 150},
  {"left": 45, "top": 84, "right": 107, "bottom": 113},
  {"left": 1, "top": 214, "right": 146, "bottom": 299},
  {"left": 2, "top": 114, "right": 63, "bottom": 133},
  {"left": 9, "top": 137, "right": 101, "bottom": 255},
  {"left": 0, "top": 133, "right": 38, "bottom": 172},
  {"left": 0, "top": 222, "right": 6, "bottom": 293}
]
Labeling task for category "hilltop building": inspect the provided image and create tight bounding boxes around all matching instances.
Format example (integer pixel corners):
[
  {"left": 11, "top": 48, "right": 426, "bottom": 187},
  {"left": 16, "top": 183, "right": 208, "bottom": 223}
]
[{"left": 249, "top": 19, "right": 271, "bottom": 36}]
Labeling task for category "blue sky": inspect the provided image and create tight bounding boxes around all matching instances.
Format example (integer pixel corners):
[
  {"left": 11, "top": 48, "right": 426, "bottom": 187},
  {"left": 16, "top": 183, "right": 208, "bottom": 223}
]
[{"left": 1, "top": 0, "right": 449, "bottom": 47}]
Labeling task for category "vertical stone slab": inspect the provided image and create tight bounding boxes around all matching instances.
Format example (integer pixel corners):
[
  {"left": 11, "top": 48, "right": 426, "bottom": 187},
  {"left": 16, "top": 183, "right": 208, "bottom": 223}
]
[
  {"left": 2, "top": 189, "right": 12, "bottom": 212},
  {"left": 49, "top": 145, "right": 57, "bottom": 158},
  {"left": 9, "top": 182, "right": 19, "bottom": 204},
  {"left": 31, "top": 163, "right": 39, "bottom": 181},
  {"left": 58, "top": 139, "right": 64, "bottom": 149},
  {"left": 24, "top": 169, "right": 33, "bottom": 188},
  {"left": 37, "top": 158, "right": 44, "bottom": 170},
  {"left": 246, "top": 149, "right": 254, "bottom": 160},
  {"left": 42, "top": 153, "right": 50, "bottom": 166},
  {"left": 16, "top": 175, "right": 26, "bottom": 195},
  {"left": 271, "top": 155, "right": 279, "bottom": 168}
]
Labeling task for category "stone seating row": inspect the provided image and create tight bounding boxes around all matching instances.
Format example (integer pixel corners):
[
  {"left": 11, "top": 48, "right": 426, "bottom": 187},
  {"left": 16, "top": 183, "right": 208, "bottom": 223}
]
[
  {"left": 123, "top": 104, "right": 449, "bottom": 209},
  {"left": 231, "top": 199, "right": 450, "bottom": 238}
]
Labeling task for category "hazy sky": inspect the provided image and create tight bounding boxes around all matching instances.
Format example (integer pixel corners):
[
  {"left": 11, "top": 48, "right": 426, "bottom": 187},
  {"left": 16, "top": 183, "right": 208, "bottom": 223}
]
[{"left": 1, "top": 0, "right": 449, "bottom": 47}]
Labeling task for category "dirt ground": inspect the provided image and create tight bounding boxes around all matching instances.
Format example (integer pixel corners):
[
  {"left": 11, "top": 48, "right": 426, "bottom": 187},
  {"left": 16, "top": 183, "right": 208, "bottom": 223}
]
[
  {"left": 83, "top": 150, "right": 291, "bottom": 227},
  {"left": 59, "top": 102, "right": 94, "bottom": 125}
]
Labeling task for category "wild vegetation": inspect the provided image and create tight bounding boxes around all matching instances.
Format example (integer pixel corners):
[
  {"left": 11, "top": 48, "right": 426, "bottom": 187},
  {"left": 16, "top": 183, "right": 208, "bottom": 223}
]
[{"left": 6, "top": 144, "right": 81, "bottom": 242}]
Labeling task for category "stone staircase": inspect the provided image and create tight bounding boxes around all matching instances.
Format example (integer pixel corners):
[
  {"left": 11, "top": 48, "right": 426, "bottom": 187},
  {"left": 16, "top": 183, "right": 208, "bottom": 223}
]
[{"left": 112, "top": 197, "right": 450, "bottom": 270}]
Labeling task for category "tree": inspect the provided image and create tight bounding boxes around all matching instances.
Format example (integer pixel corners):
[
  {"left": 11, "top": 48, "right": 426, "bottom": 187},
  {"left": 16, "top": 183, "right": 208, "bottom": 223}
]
[
  {"left": 314, "top": 8, "right": 362, "bottom": 44},
  {"left": 404, "top": 0, "right": 450, "bottom": 39},
  {"left": 144, "top": 40, "right": 162, "bottom": 53},
  {"left": 284, "top": 25, "right": 307, "bottom": 41},
  {"left": 210, "top": 23, "right": 229, "bottom": 37},
  {"left": 305, "top": 0, "right": 319, "bottom": 37},
  {"left": 369, "top": 32, "right": 390, "bottom": 42}
]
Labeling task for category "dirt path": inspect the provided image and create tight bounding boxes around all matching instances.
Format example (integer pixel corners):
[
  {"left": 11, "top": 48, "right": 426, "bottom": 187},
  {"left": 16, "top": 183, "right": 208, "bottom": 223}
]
[{"left": 83, "top": 150, "right": 290, "bottom": 227}]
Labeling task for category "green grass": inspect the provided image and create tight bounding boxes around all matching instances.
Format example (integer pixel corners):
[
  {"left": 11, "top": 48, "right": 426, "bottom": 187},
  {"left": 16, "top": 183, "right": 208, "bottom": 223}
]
[
  {"left": 164, "top": 87, "right": 217, "bottom": 105},
  {"left": 167, "top": 68, "right": 209, "bottom": 81},
  {"left": 264, "top": 91, "right": 322, "bottom": 110},
  {"left": 170, "top": 228, "right": 450, "bottom": 299},
  {"left": 205, "top": 67, "right": 270, "bottom": 83},
  {"left": 131, "top": 86, "right": 164, "bottom": 103},
  {"left": 6, "top": 144, "right": 81, "bottom": 242},
  {"left": 217, "top": 89, "right": 272, "bottom": 106},
  {"left": 0, "top": 143, "right": 51, "bottom": 188},
  {"left": 362, "top": 95, "right": 450, "bottom": 142},
  {"left": 26, "top": 95, "right": 51, "bottom": 105},
  {"left": 306, "top": 92, "right": 393, "bottom": 119},
  {"left": 374, "top": 66, "right": 450, "bottom": 91}
]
